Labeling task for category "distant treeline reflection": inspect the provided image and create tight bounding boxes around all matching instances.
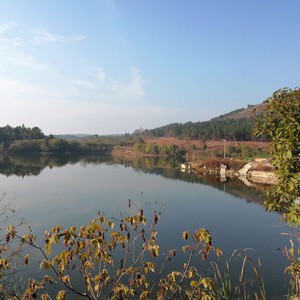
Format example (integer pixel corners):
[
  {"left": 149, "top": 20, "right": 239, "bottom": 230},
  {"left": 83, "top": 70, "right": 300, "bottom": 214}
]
[
  {"left": 114, "top": 156, "right": 264, "bottom": 206},
  {"left": 0, "top": 154, "right": 264, "bottom": 206},
  {"left": 0, "top": 154, "right": 112, "bottom": 177}
]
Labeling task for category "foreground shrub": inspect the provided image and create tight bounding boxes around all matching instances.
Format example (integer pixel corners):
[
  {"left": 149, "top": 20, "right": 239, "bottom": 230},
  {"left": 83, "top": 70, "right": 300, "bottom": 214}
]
[{"left": 0, "top": 201, "right": 266, "bottom": 300}]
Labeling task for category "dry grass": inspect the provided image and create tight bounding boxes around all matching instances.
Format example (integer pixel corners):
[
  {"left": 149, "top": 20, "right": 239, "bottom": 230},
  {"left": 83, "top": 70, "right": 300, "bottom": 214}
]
[
  {"left": 252, "top": 163, "right": 275, "bottom": 172},
  {"left": 144, "top": 137, "right": 269, "bottom": 152},
  {"left": 195, "top": 157, "right": 246, "bottom": 172}
]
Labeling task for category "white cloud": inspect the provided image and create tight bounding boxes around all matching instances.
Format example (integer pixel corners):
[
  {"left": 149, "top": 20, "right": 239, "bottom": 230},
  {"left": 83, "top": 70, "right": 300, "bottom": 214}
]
[
  {"left": 0, "top": 36, "right": 23, "bottom": 48},
  {"left": 106, "top": 67, "right": 147, "bottom": 99},
  {"left": 0, "top": 22, "right": 150, "bottom": 132},
  {"left": 127, "top": 67, "right": 147, "bottom": 97},
  {"left": 0, "top": 23, "right": 23, "bottom": 48},
  {"left": 0, "top": 48, "right": 49, "bottom": 69},
  {"left": 0, "top": 23, "right": 50, "bottom": 69},
  {"left": 0, "top": 22, "right": 17, "bottom": 35},
  {"left": 71, "top": 67, "right": 147, "bottom": 100},
  {"left": 32, "top": 30, "right": 85, "bottom": 44}
]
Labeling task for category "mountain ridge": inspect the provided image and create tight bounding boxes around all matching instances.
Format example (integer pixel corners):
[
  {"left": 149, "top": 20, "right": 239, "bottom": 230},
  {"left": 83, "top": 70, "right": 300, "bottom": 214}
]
[
  {"left": 140, "top": 102, "right": 267, "bottom": 141},
  {"left": 212, "top": 102, "right": 267, "bottom": 121}
]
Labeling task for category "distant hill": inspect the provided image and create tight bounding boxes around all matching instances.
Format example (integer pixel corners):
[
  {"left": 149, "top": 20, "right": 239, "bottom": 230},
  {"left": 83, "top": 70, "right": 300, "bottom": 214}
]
[
  {"left": 140, "top": 102, "right": 267, "bottom": 141},
  {"left": 54, "top": 134, "right": 92, "bottom": 140},
  {"left": 212, "top": 102, "right": 267, "bottom": 121}
]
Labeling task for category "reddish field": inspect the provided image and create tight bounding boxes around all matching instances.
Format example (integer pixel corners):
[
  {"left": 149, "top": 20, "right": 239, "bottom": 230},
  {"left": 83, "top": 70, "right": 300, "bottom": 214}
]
[{"left": 144, "top": 137, "right": 269, "bottom": 152}]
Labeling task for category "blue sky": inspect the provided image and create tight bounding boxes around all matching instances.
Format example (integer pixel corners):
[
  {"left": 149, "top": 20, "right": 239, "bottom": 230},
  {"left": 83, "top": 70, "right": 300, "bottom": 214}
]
[{"left": 0, "top": 0, "right": 299, "bottom": 134}]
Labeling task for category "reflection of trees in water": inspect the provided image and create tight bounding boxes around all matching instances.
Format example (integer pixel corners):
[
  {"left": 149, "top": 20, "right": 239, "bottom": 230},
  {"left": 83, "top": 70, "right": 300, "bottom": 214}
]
[
  {"left": 109, "top": 156, "right": 265, "bottom": 206},
  {"left": 0, "top": 154, "right": 263, "bottom": 205},
  {"left": 0, "top": 155, "right": 180, "bottom": 178},
  {"left": 0, "top": 191, "right": 24, "bottom": 295},
  {"left": 111, "top": 156, "right": 179, "bottom": 170},
  {"left": 0, "top": 191, "right": 18, "bottom": 233},
  {"left": 0, "top": 154, "right": 113, "bottom": 177},
  {"left": 175, "top": 172, "right": 265, "bottom": 205}
]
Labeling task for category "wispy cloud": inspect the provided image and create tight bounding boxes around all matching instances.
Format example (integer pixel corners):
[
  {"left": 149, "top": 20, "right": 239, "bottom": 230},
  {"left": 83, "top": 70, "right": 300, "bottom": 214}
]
[
  {"left": 0, "top": 22, "right": 17, "bottom": 35},
  {"left": 0, "top": 79, "right": 180, "bottom": 134},
  {"left": 0, "top": 45, "right": 50, "bottom": 69},
  {"left": 0, "top": 36, "right": 23, "bottom": 48},
  {"left": 107, "top": 67, "right": 147, "bottom": 98},
  {"left": 0, "top": 78, "right": 208, "bottom": 134},
  {"left": 0, "top": 23, "right": 49, "bottom": 69},
  {"left": 0, "top": 24, "right": 83, "bottom": 70},
  {"left": 32, "top": 30, "right": 85, "bottom": 44},
  {"left": 71, "top": 67, "right": 147, "bottom": 100},
  {"left": 0, "top": 22, "right": 23, "bottom": 47}
]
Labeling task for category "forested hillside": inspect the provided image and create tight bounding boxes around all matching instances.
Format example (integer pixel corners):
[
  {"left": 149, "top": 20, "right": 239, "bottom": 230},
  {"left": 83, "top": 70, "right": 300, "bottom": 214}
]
[{"left": 140, "top": 103, "right": 266, "bottom": 141}]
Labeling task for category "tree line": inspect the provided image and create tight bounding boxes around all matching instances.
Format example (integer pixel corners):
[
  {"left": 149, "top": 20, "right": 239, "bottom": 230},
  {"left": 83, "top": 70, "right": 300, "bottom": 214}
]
[
  {"left": 0, "top": 125, "right": 113, "bottom": 154},
  {"left": 139, "top": 118, "right": 257, "bottom": 141},
  {"left": 0, "top": 125, "right": 46, "bottom": 147},
  {"left": 133, "top": 143, "right": 186, "bottom": 157}
]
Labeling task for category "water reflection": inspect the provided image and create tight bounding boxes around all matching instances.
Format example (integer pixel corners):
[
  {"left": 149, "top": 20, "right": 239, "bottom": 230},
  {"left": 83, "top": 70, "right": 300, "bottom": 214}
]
[
  {"left": 0, "top": 154, "right": 265, "bottom": 206},
  {"left": 0, "top": 154, "right": 288, "bottom": 297},
  {"left": 0, "top": 154, "right": 113, "bottom": 177}
]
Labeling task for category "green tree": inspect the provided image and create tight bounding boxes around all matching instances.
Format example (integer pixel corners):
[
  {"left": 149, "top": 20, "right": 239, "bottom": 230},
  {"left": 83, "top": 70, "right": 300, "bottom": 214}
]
[
  {"left": 144, "top": 144, "right": 153, "bottom": 154},
  {"left": 255, "top": 88, "right": 300, "bottom": 224}
]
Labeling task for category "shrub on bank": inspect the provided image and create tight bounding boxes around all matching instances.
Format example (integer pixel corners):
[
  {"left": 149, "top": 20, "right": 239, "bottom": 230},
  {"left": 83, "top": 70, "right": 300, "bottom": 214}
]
[
  {"left": 10, "top": 140, "right": 43, "bottom": 153},
  {"left": 133, "top": 143, "right": 186, "bottom": 158}
]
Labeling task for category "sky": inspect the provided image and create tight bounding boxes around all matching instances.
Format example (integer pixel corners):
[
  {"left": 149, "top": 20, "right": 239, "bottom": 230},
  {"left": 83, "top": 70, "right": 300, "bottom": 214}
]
[{"left": 0, "top": 0, "right": 299, "bottom": 134}]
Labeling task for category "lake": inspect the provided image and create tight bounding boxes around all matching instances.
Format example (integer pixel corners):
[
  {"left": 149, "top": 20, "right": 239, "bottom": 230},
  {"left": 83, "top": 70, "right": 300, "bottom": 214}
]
[{"left": 0, "top": 155, "right": 290, "bottom": 298}]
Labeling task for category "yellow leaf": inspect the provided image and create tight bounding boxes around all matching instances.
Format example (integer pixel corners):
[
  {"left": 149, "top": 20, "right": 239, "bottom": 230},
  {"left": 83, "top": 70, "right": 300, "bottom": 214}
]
[
  {"left": 182, "top": 231, "right": 190, "bottom": 240},
  {"left": 56, "top": 290, "right": 66, "bottom": 300},
  {"left": 108, "top": 221, "right": 114, "bottom": 229},
  {"left": 24, "top": 254, "right": 29, "bottom": 265},
  {"left": 61, "top": 275, "right": 70, "bottom": 284},
  {"left": 147, "top": 262, "right": 155, "bottom": 272},
  {"left": 40, "top": 260, "right": 51, "bottom": 270},
  {"left": 45, "top": 241, "right": 51, "bottom": 255}
]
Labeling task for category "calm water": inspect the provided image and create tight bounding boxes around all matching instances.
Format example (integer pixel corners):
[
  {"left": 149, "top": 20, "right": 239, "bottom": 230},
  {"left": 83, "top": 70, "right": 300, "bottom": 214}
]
[{"left": 0, "top": 155, "right": 290, "bottom": 298}]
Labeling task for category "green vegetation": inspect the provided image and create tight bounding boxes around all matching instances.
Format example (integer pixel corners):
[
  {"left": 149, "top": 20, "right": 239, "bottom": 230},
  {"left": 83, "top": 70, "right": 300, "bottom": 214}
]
[
  {"left": 8, "top": 138, "right": 113, "bottom": 154},
  {"left": 133, "top": 143, "right": 186, "bottom": 158},
  {"left": 225, "top": 145, "right": 269, "bottom": 159},
  {"left": 81, "top": 133, "right": 136, "bottom": 146},
  {"left": 0, "top": 125, "right": 114, "bottom": 154},
  {"left": 255, "top": 88, "right": 300, "bottom": 297},
  {"left": 255, "top": 88, "right": 300, "bottom": 225},
  {"left": 184, "top": 143, "right": 269, "bottom": 163},
  {"left": 137, "top": 103, "right": 268, "bottom": 141},
  {"left": 0, "top": 125, "right": 46, "bottom": 148},
  {"left": 140, "top": 118, "right": 256, "bottom": 141}
]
